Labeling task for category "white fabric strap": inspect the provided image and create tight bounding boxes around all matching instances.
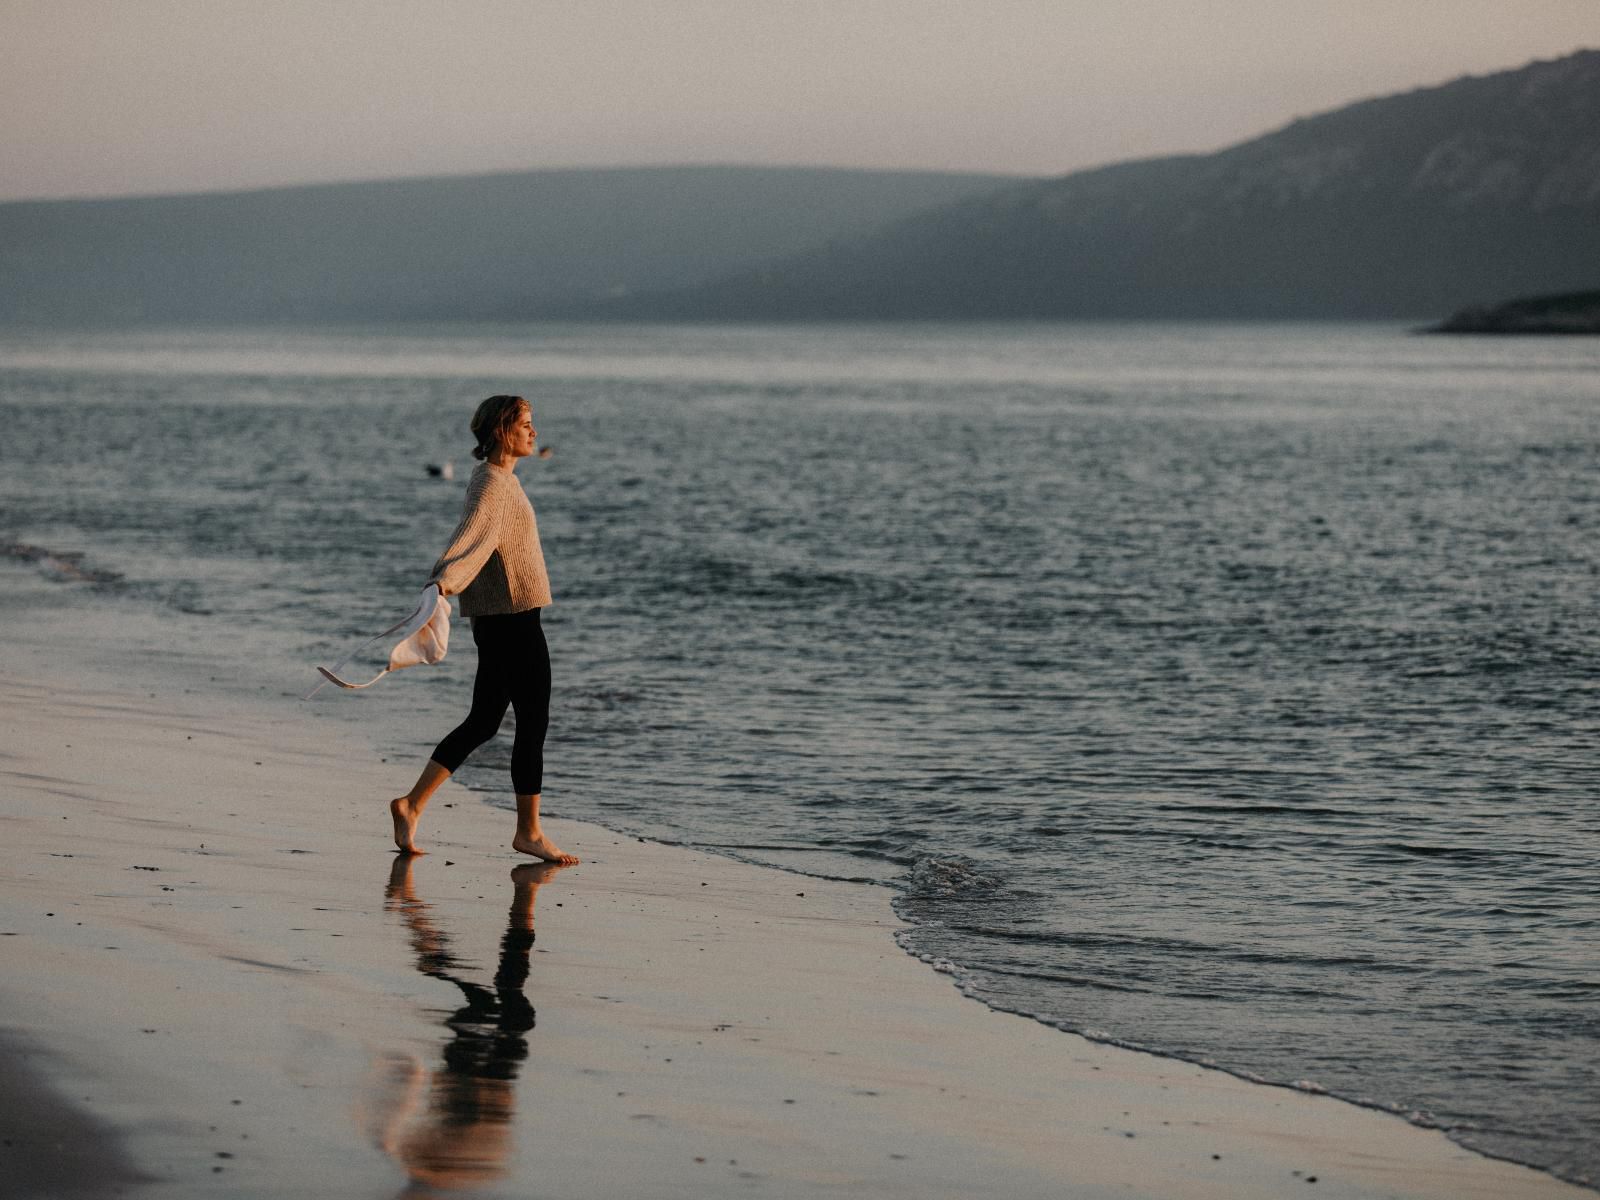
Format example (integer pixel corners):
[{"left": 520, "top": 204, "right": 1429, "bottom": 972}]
[{"left": 304, "top": 585, "right": 447, "bottom": 699}]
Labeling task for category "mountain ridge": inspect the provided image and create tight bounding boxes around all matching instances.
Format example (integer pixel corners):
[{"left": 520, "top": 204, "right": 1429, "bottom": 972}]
[
  {"left": 0, "top": 165, "right": 1020, "bottom": 326},
  {"left": 575, "top": 50, "right": 1600, "bottom": 321}
]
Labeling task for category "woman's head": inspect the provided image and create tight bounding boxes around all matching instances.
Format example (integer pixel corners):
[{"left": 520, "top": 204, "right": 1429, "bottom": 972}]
[{"left": 470, "top": 395, "right": 532, "bottom": 462}]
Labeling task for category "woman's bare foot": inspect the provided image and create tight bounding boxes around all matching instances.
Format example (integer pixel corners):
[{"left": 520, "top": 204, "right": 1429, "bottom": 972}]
[
  {"left": 389, "top": 762, "right": 451, "bottom": 855},
  {"left": 512, "top": 793, "right": 579, "bottom": 864},
  {"left": 511, "top": 833, "right": 579, "bottom": 865},
  {"left": 391, "top": 797, "right": 426, "bottom": 855}
]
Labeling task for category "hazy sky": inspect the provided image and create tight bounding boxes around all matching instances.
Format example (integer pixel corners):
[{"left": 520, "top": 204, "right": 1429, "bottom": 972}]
[{"left": 2, "top": 0, "right": 1595, "bottom": 201}]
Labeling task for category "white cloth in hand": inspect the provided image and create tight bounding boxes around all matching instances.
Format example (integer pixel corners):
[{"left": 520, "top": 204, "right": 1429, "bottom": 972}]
[{"left": 308, "top": 585, "right": 452, "bottom": 694}]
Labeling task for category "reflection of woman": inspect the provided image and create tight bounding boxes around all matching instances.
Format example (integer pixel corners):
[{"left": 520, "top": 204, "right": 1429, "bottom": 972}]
[
  {"left": 371, "top": 857, "right": 565, "bottom": 1191},
  {"left": 389, "top": 394, "right": 577, "bottom": 864}
]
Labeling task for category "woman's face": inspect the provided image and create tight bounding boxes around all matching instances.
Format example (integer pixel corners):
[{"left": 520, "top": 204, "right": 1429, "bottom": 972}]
[{"left": 502, "top": 408, "right": 536, "bottom": 459}]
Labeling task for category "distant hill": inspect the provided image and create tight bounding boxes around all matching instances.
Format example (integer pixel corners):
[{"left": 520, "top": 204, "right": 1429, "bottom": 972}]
[
  {"left": 584, "top": 50, "right": 1600, "bottom": 321},
  {"left": 0, "top": 166, "right": 1018, "bottom": 326},
  {"left": 1429, "top": 289, "right": 1600, "bottom": 333}
]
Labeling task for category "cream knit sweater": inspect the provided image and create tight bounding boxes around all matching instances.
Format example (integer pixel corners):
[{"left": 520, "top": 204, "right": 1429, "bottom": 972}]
[{"left": 428, "top": 462, "right": 552, "bottom": 617}]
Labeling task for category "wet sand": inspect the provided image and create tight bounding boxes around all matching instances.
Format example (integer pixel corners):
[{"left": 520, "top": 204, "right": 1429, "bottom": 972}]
[
  {"left": 0, "top": 1030, "right": 149, "bottom": 1198},
  {"left": 0, "top": 590, "right": 1590, "bottom": 1198}
]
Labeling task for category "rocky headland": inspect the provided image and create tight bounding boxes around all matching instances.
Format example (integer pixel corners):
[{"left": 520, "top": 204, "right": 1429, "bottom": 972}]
[{"left": 1428, "top": 290, "right": 1600, "bottom": 334}]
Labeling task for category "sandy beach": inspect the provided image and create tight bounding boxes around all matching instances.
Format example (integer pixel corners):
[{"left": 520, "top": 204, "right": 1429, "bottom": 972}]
[{"left": 0, "top": 577, "right": 1590, "bottom": 1200}]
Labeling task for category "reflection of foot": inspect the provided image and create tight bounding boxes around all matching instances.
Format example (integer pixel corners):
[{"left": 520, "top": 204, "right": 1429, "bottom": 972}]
[
  {"left": 386, "top": 853, "right": 417, "bottom": 901},
  {"left": 362, "top": 1051, "right": 426, "bottom": 1154},
  {"left": 511, "top": 860, "right": 570, "bottom": 886},
  {"left": 509, "top": 860, "right": 567, "bottom": 930},
  {"left": 510, "top": 833, "right": 579, "bottom": 865},
  {"left": 390, "top": 797, "right": 426, "bottom": 855}
]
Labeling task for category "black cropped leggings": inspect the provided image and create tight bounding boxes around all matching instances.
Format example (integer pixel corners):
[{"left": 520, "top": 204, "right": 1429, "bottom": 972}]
[{"left": 431, "top": 608, "right": 549, "bottom": 795}]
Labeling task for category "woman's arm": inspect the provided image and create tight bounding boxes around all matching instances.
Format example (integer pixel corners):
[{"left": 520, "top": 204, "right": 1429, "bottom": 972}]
[{"left": 428, "top": 473, "right": 503, "bottom": 596}]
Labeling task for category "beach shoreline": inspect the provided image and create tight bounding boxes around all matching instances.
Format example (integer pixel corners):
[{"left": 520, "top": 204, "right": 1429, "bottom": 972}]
[{"left": 0, "top": 580, "right": 1592, "bottom": 1198}]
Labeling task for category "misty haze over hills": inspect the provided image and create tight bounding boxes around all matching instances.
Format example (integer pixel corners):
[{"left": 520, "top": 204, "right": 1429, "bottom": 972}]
[
  {"left": 2, "top": 50, "right": 1594, "bottom": 327},
  {"left": 584, "top": 50, "right": 1600, "bottom": 322},
  {"left": 0, "top": 168, "right": 1016, "bottom": 326}
]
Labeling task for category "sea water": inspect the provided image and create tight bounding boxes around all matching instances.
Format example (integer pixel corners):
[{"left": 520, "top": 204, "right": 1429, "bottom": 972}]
[{"left": 1, "top": 321, "right": 1596, "bottom": 1185}]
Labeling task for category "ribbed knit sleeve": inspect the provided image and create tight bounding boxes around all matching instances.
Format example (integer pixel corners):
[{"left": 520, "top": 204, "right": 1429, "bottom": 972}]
[{"left": 428, "top": 470, "right": 503, "bottom": 598}]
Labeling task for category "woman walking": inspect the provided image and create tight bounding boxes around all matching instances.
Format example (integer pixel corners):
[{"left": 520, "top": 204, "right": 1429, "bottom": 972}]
[{"left": 389, "top": 394, "right": 579, "bottom": 865}]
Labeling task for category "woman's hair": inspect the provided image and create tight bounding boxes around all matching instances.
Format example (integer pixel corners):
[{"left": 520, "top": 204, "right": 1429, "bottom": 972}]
[{"left": 469, "top": 394, "right": 529, "bottom": 461}]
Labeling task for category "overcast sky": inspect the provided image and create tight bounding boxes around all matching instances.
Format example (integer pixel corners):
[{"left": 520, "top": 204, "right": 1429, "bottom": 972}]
[{"left": 2, "top": 0, "right": 1594, "bottom": 201}]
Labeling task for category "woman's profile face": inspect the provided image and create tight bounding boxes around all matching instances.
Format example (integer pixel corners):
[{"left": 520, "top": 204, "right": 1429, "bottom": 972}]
[{"left": 502, "top": 409, "right": 536, "bottom": 459}]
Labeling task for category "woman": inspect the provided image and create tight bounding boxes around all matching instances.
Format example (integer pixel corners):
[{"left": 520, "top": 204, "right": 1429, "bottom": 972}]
[{"left": 389, "top": 394, "right": 579, "bottom": 865}]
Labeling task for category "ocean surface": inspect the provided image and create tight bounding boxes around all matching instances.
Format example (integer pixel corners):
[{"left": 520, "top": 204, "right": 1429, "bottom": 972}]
[{"left": 2, "top": 321, "right": 1596, "bottom": 1185}]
